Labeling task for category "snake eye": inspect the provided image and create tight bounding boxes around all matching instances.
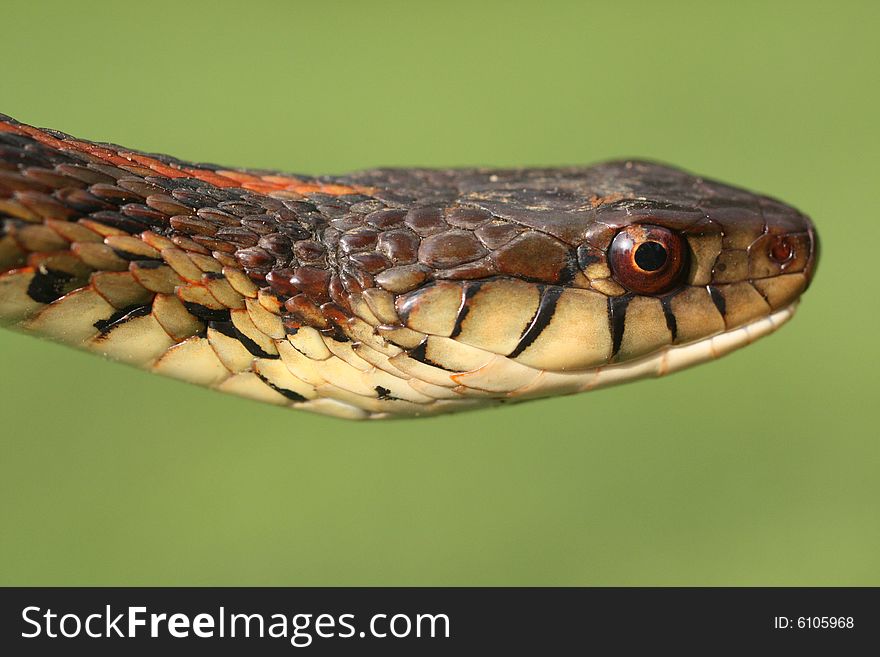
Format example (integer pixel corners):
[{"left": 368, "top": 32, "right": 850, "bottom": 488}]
[{"left": 609, "top": 224, "right": 687, "bottom": 295}]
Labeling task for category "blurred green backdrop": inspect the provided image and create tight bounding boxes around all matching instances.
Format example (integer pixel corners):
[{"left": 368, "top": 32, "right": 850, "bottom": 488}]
[{"left": 1, "top": 0, "right": 877, "bottom": 586}]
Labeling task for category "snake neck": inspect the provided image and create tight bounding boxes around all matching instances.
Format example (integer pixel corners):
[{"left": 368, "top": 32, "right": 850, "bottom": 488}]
[
  {"left": 230, "top": 202, "right": 462, "bottom": 337},
  {"left": 226, "top": 203, "right": 365, "bottom": 335}
]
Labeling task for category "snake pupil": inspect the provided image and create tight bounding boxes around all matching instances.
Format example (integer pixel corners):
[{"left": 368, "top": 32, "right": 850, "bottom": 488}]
[{"left": 634, "top": 241, "right": 667, "bottom": 271}]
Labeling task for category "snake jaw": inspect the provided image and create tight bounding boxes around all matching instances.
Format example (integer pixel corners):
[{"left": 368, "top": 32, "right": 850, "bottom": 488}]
[
  {"left": 594, "top": 300, "right": 798, "bottom": 389},
  {"left": 427, "top": 301, "right": 799, "bottom": 409}
]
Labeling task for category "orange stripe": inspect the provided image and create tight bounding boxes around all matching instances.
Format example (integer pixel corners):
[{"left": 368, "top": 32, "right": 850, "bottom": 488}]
[
  {"left": 124, "top": 153, "right": 189, "bottom": 178},
  {"left": 2, "top": 118, "right": 376, "bottom": 198},
  {"left": 65, "top": 139, "right": 111, "bottom": 157},
  {"left": 261, "top": 174, "right": 304, "bottom": 185},
  {"left": 118, "top": 164, "right": 155, "bottom": 177},
  {"left": 241, "top": 181, "right": 287, "bottom": 193},
  {"left": 184, "top": 168, "right": 241, "bottom": 188},
  {"left": 286, "top": 183, "right": 323, "bottom": 194},
  {"left": 319, "top": 183, "right": 360, "bottom": 195},
  {"left": 19, "top": 125, "right": 65, "bottom": 149},
  {"left": 146, "top": 162, "right": 189, "bottom": 178},
  {"left": 0, "top": 121, "right": 23, "bottom": 133},
  {"left": 216, "top": 170, "right": 263, "bottom": 183},
  {"left": 28, "top": 131, "right": 65, "bottom": 150}
]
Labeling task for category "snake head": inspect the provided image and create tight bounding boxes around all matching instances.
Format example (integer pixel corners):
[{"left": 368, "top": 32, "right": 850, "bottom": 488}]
[{"left": 377, "top": 161, "right": 819, "bottom": 406}]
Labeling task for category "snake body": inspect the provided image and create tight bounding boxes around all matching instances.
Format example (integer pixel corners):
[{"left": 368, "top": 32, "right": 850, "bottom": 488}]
[{"left": 0, "top": 115, "right": 818, "bottom": 419}]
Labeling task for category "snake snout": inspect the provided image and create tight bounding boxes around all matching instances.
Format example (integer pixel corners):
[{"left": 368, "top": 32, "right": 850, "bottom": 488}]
[
  {"left": 803, "top": 219, "right": 820, "bottom": 290},
  {"left": 724, "top": 206, "right": 817, "bottom": 315}
]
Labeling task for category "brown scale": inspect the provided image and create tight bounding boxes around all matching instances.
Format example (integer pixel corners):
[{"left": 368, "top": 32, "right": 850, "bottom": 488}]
[
  {"left": 418, "top": 230, "right": 487, "bottom": 269},
  {"left": 475, "top": 221, "right": 522, "bottom": 249},
  {"left": 349, "top": 251, "right": 390, "bottom": 274},
  {"left": 376, "top": 229, "right": 419, "bottom": 265},
  {"left": 364, "top": 208, "right": 406, "bottom": 229},
  {"left": 404, "top": 207, "right": 447, "bottom": 236},
  {"left": 338, "top": 228, "right": 378, "bottom": 254}
]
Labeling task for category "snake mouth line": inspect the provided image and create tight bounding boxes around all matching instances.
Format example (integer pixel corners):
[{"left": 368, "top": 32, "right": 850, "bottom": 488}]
[
  {"left": 587, "top": 301, "right": 799, "bottom": 390},
  {"left": 505, "top": 302, "right": 800, "bottom": 400}
]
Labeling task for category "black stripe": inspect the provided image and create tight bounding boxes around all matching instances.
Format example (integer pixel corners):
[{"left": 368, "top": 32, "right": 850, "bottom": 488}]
[
  {"left": 375, "top": 385, "right": 397, "bottom": 401},
  {"left": 182, "top": 302, "right": 230, "bottom": 323},
  {"left": 409, "top": 338, "right": 429, "bottom": 362},
  {"left": 88, "top": 211, "right": 146, "bottom": 234},
  {"left": 111, "top": 249, "right": 162, "bottom": 263},
  {"left": 608, "top": 294, "right": 632, "bottom": 359},
  {"left": 558, "top": 251, "right": 579, "bottom": 285},
  {"left": 449, "top": 281, "right": 482, "bottom": 339},
  {"left": 209, "top": 320, "right": 275, "bottom": 359},
  {"left": 93, "top": 303, "right": 152, "bottom": 335},
  {"left": 708, "top": 285, "right": 726, "bottom": 317},
  {"left": 132, "top": 259, "right": 164, "bottom": 270},
  {"left": 208, "top": 320, "right": 240, "bottom": 340},
  {"left": 26, "top": 268, "right": 73, "bottom": 303},
  {"left": 659, "top": 294, "right": 678, "bottom": 342},
  {"left": 408, "top": 338, "right": 454, "bottom": 371},
  {"left": 254, "top": 373, "right": 307, "bottom": 402},
  {"left": 509, "top": 286, "right": 562, "bottom": 359}
]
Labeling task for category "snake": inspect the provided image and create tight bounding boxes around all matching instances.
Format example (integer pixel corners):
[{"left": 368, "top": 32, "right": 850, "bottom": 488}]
[{"left": 0, "top": 114, "right": 819, "bottom": 419}]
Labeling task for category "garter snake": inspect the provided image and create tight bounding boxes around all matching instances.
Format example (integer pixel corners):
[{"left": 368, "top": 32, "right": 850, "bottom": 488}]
[{"left": 0, "top": 115, "right": 818, "bottom": 419}]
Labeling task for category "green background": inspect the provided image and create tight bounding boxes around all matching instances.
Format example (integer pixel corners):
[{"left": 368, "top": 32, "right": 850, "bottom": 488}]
[{"left": 1, "top": 0, "right": 877, "bottom": 586}]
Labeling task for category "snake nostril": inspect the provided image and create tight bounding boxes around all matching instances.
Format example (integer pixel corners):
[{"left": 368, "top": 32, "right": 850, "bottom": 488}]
[{"left": 768, "top": 235, "right": 794, "bottom": 264}]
